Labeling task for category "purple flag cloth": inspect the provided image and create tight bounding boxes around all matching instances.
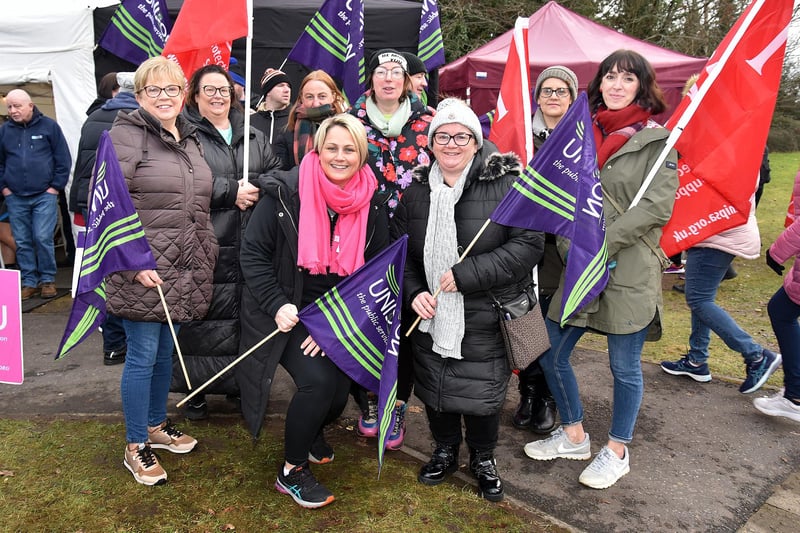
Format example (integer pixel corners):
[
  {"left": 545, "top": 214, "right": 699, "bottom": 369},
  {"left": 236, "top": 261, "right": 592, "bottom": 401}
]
[
  {"left": 491, "top": 93, "right": 608, "bottom": 325},
  {"left": 298, "top": 236, "right": 407, "bottom": 472},
  {"left": 287, "top": 0, "right": 365, "bottom": 105},
  {"left": 418, "top": 0, "right": 446, "bottom": 71},
  {"left": 56, "top": 131, "right": 157, "bottom": 359},
  {"left": 98, "top": 0, "right": 172, "bottom": 66}
]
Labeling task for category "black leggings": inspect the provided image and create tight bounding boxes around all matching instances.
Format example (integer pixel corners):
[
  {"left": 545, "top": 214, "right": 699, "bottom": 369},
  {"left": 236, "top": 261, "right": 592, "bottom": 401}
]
[
  {"left": 425, "top": 405, "right": 500, "bottom": 452},
  {"left": 281, "top": 323, "right": 352, "bottom": 465}
]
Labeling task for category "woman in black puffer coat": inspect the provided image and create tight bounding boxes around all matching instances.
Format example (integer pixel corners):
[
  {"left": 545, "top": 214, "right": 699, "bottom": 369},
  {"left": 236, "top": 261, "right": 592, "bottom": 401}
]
[
  {"left": 393, "top": 98, "right": 543, "bottom": 502},
  {"left": 171, "top": 65, "right": 281, "bottom": 418}
]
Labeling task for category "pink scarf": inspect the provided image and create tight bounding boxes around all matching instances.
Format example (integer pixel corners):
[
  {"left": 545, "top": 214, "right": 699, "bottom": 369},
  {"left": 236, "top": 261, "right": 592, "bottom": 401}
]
[{"left": 297, "top": 151, "right": 377, "bottom": 276}]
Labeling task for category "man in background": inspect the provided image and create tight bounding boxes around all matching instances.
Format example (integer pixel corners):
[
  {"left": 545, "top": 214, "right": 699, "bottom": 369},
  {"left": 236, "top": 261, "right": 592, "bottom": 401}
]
[{"left": 0, "top": 89, "right": 71, "bottom": 300}]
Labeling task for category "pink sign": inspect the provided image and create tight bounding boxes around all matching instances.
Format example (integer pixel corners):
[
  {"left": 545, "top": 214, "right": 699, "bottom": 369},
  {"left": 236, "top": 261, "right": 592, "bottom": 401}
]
[{"left": 0, "top": 269, "right": 24, "bottom": 384}]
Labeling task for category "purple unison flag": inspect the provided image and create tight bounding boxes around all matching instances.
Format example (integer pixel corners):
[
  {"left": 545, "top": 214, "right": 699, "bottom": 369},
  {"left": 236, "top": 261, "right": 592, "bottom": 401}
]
[
  {"left": 298, "top": 236, "right": 407, "bottom": 472},
  {"left": 287, "top": 0, "right": 365, "bottom": 105},
  {"left": 98, "top": 0, "right": 172, "bottom": 66},
  {"left": 56, "top": 131, "right": 157, "bottom": 359},
  {"left": 418, "top": 0, "right": 446, "bottom": 71},
  {"left": 491, "top": 93, "right": 608, "bottom": 325}
]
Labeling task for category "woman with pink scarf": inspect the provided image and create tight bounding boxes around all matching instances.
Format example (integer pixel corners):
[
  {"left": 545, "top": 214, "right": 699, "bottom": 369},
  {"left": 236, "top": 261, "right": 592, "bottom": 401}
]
[{"left": 237, "top": 114, "right": 391, "bottom": 509}]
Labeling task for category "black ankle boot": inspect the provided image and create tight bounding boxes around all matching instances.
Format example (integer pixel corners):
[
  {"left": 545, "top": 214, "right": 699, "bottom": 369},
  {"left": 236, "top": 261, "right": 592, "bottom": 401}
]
[
  {"left": 418, "top": 443, "right": 459, "bottom": 486},
  {"left": 512, "top": 380, "right": 537, "bottom": 429},
  {"left": 469, "top": 449, "right": 504, "bottom": 502},
  {"left": 529, "top": 394, "right": 557, "bottom": 434}
]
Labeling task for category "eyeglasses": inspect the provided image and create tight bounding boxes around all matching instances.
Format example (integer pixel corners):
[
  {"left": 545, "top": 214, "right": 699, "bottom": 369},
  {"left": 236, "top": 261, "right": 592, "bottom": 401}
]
[
  {"left": 539, "top": 87, "right": 570, "bottom": 98},
  {"left": 139, "top": 85, "right": 182, "bottom": 98},
  {"left": 201, "top": 85, "right": 234, "bottom": 97},
  {"left": 432, "top": 132, "right": 474, "bottom": 146},
  {"left": 373, "top": 67, "right": 405, "bottom": 80}
]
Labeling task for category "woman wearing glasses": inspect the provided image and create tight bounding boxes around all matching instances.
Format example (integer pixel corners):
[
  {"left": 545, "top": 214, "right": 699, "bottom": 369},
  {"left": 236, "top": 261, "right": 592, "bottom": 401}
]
[
  {"left": 394, "top": 98, "right": 543, "bottom": 501},
  {"left": 107, "top": 56, "right": 218, "bottom": 485},
  {"left": 512, "top": 66, "right": 579, "bottom": 435},
  {"left": 170, "top": 65, "right": 282, "bottom": 420},
  {"left": 350, "top": 49, "right": 433, "bottom": 449}
]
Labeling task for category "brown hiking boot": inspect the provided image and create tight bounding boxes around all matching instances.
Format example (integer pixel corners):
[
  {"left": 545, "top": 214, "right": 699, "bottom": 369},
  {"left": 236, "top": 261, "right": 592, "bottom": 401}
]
[
  {"left": 39, "top": 282, "right": 57, "bottom": 299},
  {"left": 21, "top": 286, "right": 40, "bottom": 301}
]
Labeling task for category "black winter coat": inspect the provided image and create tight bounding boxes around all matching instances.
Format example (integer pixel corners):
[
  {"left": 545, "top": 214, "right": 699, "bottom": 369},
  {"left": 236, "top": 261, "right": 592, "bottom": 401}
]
[
  {"left": 170, "top": 106, "right": 281, "bottom": 396},
  {"left": 236, "top": 168, "right": 392, "bottom": 437},
  {"left": 393, "top": 145, "right": 544, "bottom": 416},
  {"left": 69, "top": 93, "right": 138, "bottom": 214}
]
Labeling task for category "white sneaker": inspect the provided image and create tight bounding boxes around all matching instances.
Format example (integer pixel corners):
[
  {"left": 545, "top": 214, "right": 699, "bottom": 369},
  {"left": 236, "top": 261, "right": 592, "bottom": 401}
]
[
  {"left": 754, "top": 390, "right": 800, "bottom": 422},
  {"left": 579, "top": 445, "right": 630, "bottom": 489},
  {"left": 524, "top": 427, "right": 591, "bottom": 461}
]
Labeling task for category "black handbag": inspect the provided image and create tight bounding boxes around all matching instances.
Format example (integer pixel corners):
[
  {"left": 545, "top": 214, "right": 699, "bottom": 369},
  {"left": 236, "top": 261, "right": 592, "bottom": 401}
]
[{"left": 490, "top": 285, "right": 551, "bottom": 371}]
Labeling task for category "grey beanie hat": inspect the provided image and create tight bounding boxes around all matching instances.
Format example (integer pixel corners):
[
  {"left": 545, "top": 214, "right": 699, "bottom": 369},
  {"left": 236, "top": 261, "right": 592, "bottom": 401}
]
[
  {"left": 534, "top": 65, "right": 578, "bottom": 101},
  {"left": 116, "top": 72, "right": 135, "bottom": 93},
  {"left": 428, "top": 98, "right": 483, "bottom": 149}
]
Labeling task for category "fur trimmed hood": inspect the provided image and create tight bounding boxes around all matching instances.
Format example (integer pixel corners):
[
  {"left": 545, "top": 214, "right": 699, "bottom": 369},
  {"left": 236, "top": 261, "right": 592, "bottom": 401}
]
[{"left": 411, "top": 145, "right": 521, "bottom": 185}]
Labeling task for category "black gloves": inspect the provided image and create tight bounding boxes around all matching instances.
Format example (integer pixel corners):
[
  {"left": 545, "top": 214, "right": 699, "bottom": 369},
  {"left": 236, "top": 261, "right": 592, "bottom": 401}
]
[{"left": 766, "top": 248, "right": 785, "bottom": 276}]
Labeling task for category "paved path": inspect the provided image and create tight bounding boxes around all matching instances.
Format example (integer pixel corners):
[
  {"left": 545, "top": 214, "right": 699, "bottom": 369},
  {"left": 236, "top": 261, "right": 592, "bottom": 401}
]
[{"left": 4, "top": 287, "right": 800, "bottom": 532}]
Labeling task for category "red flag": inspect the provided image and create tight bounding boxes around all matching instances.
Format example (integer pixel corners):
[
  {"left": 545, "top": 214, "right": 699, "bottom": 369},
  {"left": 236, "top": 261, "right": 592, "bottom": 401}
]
[
  {"left": 161, "top": 0, "right": 248, "bottom": 80},
  {"left": 488, "top": 18, "right": 533, "bottom": 163},
  {"left": 660, "top": 0, "right": 792, "bottom": 257}
]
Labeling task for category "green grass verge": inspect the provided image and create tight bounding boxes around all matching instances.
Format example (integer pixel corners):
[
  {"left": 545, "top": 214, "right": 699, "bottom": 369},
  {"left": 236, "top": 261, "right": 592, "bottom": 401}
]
[
  {"left": 579, "top": 151, "right": 800, "bottom": 386},
  {"left": 0, "top": 417, "right": 560, "bottom": 532}
]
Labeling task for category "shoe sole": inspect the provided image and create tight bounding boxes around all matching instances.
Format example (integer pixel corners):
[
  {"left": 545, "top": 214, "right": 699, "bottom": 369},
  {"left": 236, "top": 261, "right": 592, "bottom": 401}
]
[
  {"left": 103, "top": 358, "right": 125, "bottom": 366},
  {"left": 357, "top": 427, "right": 378, "bottom": 438},
  {"left": 123, "top": 459, "right": 167, "bottom": 486},
  {"left": 275, "top": 479, "right": 335, "bottom": 508},
  {"left": 417, "top": 469, "right": 457, "bottom": 486},
  {"left": 579, "top": 465, "right": 630, "bottom": 489},
  {"left": 524, "top": 447, "right": 592, "bottom": 461},
  {"left": 479, "top": 490, "right": 504, "bottom": 502},
  {"left": 308, "top": 453, "right": 334, "bottom": 465},
  {"left": 148, "top": 441, "right": 197, "bottom": 454},
  {"left": 753, "top": 402, "right": 800, "bottom": 422},
  {"left": 740, "top": 353, "right": 783, "bottom": 394},
  {"left": 660, "top": 365, "right": 712, "bottom": 383},
  {"left": 40, "top": 292, "right": 57, "bottom": 299}
]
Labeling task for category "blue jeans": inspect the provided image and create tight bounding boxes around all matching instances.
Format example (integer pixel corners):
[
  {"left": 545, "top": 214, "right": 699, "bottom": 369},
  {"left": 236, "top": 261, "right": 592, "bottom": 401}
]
[
  {"left": 121, "top": 320, "right": 178, "bottom": 443},
  {"left": 3, "top": 191, "right": 58, "bottom": 287},
  {"left": 768, "top": 287, "right": 800, "bottom": 399},
  {"left": 102, "top": 314, "right": 127, "bottom": 352},
  {"left": 685, "top": 247, "right": 762, "bottom": 364},
  {"left": 539, "top": 318, "right": 648, "bottom": 443}
]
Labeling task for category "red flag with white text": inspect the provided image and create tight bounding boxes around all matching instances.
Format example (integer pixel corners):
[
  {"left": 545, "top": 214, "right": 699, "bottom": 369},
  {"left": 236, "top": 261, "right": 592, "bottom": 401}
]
[
  {"left": 660, "top": 0, "right": 792, "bottom": 257},
  {"left": 488, "top": 18, "right": 533, "bottom": 163},
  {"left": 161, "top": 0, "right": 248, "bottom": 80}
]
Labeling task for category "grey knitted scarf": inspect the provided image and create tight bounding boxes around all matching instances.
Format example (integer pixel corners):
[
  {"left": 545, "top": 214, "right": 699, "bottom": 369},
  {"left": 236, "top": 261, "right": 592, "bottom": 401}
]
[{"left": 419, "top": 161, "right": 471, "bottom": 359}]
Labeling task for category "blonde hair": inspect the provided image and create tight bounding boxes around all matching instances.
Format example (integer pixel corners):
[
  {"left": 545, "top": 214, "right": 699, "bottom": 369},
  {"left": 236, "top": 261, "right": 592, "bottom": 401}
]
[
  {"left": 313, "top": 114, "right": 369, "bottom": 167},
  {"left": 134, "top": 56, "right": 186, "bottom": 94}
]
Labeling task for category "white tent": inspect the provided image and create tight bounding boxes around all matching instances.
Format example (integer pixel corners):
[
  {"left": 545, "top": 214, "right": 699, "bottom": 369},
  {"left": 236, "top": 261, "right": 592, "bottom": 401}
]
[{"left": 0, "top": 0, "right": 118, "bottom": 179}]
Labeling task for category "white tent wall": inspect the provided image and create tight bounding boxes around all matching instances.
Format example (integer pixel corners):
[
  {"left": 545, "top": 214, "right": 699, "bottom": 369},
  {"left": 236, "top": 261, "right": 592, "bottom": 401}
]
[{"left": 0, "top": 0, "right": 118, "bottom": 198}]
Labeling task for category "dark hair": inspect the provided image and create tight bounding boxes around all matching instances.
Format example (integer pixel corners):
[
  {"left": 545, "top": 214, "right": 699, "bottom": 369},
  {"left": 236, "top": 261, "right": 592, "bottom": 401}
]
[
  {"left": 185, "top": 64, "right": 242, "bottom": 111},
  {"left": 587, "top": 50, "right": 666, "bottom": 115},
  {"left": 97, "top": 72, "right": 119, "bottom": 100}
]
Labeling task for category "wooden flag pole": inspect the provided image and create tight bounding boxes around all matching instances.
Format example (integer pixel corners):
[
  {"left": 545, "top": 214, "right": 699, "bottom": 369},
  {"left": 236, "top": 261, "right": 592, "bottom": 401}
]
[
  {"left": 176, "top": 327, "right": 282, "bottom": 408},
  {"left": 156, "top": 284, "right": 191, "bottom": 390},
  {"left": 404, "top": 218, "right": 493, "bottom": 337}
]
